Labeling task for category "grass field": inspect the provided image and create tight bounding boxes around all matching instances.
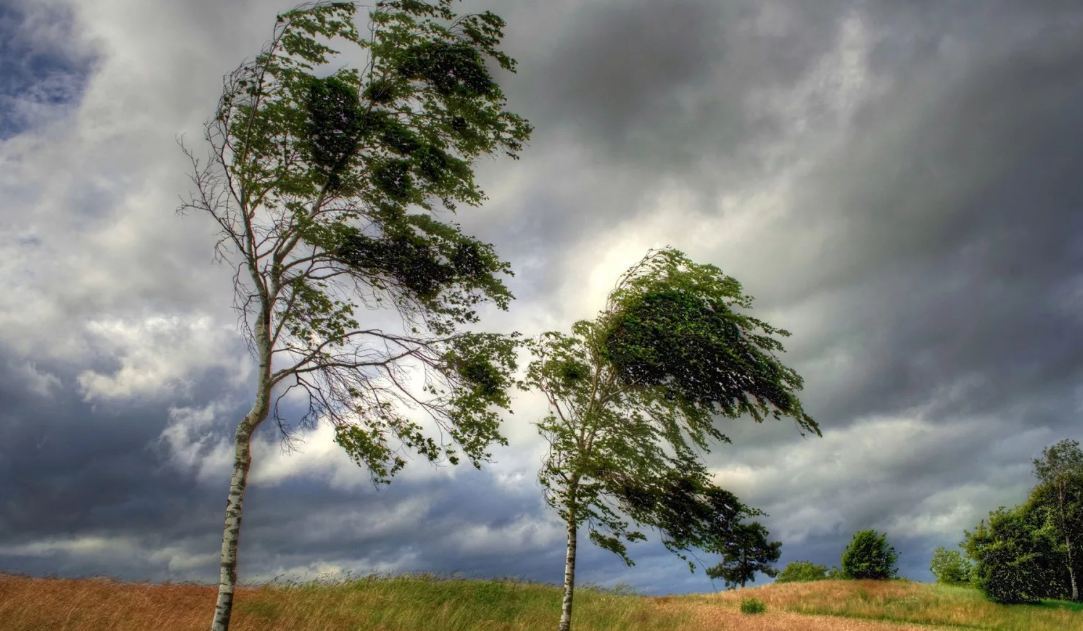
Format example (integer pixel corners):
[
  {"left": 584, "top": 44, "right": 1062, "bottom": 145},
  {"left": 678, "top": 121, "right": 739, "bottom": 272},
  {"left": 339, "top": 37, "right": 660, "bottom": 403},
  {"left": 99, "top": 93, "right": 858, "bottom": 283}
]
[{"left": 1, "top": 574, "right": 1080, "bottom": 630}]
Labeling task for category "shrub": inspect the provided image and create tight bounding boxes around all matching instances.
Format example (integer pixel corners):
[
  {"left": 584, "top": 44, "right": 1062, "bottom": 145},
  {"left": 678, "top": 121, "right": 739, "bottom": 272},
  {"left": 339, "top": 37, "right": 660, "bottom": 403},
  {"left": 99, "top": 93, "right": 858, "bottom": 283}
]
[
  {"left": 841, "top": 530, "right": 898, "bottom": 580},
  {"left": 739, "top": 597, "right": 766, "bottom": 614},
  {"left": 775, "top": 561, "right": 829, "bottom": 583},
  {"left": 964, "top": 506, "right": 1059, "bottom": 603},
  {"left": 930, "top": 546, "right": 972, "bottom": 585}
]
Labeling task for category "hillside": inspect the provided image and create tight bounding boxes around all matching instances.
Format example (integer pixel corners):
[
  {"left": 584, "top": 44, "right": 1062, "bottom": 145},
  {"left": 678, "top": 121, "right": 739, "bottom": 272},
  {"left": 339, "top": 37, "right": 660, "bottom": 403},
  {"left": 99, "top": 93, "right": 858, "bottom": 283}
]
[{"left": 1, "top": 574, "right": 1080, "bottom": 630}]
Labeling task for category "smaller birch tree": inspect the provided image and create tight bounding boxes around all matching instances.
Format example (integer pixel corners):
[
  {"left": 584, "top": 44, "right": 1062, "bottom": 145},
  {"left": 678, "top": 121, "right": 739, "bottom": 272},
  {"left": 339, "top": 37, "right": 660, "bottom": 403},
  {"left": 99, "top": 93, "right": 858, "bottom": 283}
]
[{"left": 523, "top": 248, "right": 818, "bottom": 631}]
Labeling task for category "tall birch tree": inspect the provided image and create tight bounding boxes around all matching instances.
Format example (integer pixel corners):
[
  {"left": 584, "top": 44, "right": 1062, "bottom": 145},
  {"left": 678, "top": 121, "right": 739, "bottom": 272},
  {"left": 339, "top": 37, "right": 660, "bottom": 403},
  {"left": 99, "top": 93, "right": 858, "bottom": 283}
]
[
  {"left": 1033, "top": 439, "right": 1083, "bottom": 601},
  {"left": 523, "top": 248, "right": 818, "bottom": 631},
  {"left": 181, "top": 2, "right": 530, "bottom": 629}
]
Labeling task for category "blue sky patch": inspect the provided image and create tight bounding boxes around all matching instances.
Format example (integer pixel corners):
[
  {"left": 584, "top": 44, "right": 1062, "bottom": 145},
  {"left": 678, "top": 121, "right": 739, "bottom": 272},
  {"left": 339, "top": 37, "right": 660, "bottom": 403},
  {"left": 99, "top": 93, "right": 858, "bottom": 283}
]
[{"left": 0, "top": 3, "right": 96, "bottom": 139}]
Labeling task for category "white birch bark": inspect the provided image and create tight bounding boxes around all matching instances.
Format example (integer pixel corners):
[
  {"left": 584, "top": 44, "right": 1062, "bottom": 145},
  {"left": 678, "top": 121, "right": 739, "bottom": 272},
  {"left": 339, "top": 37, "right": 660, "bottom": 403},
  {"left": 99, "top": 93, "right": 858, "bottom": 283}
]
[
  {"left": 1058, "top": 481, "right": 1079, "bottom": 601},
  {"left": 210, "top": 313, "right": 272, "bottom": 631},
  {"left": 209, "top": 421, "right": 256, "bottom": 631},
  {"left": 558, "top": 513, "right": 578, "bottom": 631},
  {"left": 558, "top": 479, "right": 580, "bottom": 631}
]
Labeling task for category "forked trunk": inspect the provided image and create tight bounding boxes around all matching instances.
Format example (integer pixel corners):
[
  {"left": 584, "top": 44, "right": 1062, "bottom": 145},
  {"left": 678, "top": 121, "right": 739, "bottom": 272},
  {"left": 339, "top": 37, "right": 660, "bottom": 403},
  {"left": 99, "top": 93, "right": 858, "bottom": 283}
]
[{"left": 558, "top": 512, "right": 578, "bottom": 631}]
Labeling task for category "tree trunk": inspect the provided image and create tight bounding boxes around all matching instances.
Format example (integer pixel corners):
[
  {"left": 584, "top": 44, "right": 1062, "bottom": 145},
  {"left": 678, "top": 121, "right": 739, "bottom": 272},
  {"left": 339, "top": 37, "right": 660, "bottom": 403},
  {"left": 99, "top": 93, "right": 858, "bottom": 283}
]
[
  {"left": 210, "top": 313, "right": 272, "bottom": 631},
  {"left": 209, "top": 413, "right": 261, "bottom": 631},
  {"left": 1058, "top": 482, "right": 1078, "bottom": 601},
  {"left": 558, "top": 513, "right": 578, "bottom": 631},
  {"left": 1067, "top": 535, "right": 1078, "bottom": 601},
  {"left": 558, "top": 481, "right": 580, "bottom": 631}
]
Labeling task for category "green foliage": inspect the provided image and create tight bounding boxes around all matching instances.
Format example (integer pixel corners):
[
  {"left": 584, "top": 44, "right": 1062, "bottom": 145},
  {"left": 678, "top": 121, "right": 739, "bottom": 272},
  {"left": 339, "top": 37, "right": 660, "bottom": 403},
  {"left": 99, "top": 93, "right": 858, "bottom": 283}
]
[
  {"left": 522, "top": 248, "right": 815, "bottom": 578},
  {"left": 1032, "top": 439, "right": 1083, "bottom": 601},
  {"left": 930, "top": 546, "right": 972, "bottom": 585},
  {"left": 841, "top": 530, "right": 898, "bottom": 580},
  {"left": 705, "top": 520, "right": 781, "bottom": 589},
  {"left": 188, "top": 0, "right": 533, "bottom": 482},
  {"left": 599, "top": 248, "right": 819, "bottom": 440},
  {"left": 775, "top": 560, "right": 829, "bottom": 583},
  {"left": 964, "top": 506, "right": 1059, "bottom": 603},
  {"left": 739, "top": 597, "right": 766, "bottom": 614},
  {"left": 962, "top": 439, "right": 1083, "bottom": 604},
  {"left": 1034, "top": 440, "right": 1083, "bottom": 488}
]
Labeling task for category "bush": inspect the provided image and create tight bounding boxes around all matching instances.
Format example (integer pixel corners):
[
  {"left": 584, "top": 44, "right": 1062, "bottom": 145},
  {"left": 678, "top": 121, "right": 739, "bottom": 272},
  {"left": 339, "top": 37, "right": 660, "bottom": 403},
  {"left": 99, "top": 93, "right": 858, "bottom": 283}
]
[
  {"left": 775, "top": 561, "right": 829, "bottom": 583},
  {"left": 964, "top": 506, "right": 1059, "bottom": 603},
  {"left": 930, "top": 546, "right": 972, "bottom": 584},
  {"left": 841, "top": 530, "right": 898, "bottom": 580},
  {"left": 739, "top": 597, "right": 766, "bottom": 614}
]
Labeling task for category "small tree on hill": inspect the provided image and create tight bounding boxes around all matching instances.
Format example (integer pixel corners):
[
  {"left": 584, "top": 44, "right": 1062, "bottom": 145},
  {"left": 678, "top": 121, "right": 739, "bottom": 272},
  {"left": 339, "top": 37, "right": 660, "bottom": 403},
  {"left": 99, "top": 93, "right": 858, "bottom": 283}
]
[
  {"left": 930, "top": 546, "right": 972, "bottom": 584},
  {"left": 841, "top": 530, "right": 897, "bottom": 580},
  {"left": 775, "top": 560, "right": 829, "bottom": 583},
  {"left": 706, "top": 518, "right": 782, "bottom": 589},
  {"left": 182, "top": 2, "right": 531, "bottom": 629},
  {"left": 523, "top": 248, "right": 818, "bottom": 631}
]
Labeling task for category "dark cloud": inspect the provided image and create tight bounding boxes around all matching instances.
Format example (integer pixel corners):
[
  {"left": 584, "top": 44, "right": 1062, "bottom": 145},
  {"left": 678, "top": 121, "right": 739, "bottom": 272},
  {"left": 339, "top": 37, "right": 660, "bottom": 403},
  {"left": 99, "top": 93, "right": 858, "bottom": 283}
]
[{"left": 1, "top": 0, "right": 1082, "bottom": 596}]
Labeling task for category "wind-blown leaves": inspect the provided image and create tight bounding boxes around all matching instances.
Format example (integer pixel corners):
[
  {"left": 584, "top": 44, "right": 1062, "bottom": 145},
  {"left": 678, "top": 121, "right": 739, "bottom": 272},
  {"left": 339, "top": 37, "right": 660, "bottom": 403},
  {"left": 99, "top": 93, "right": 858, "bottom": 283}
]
[
  {"left": 523, "top": 248, "right": 816, "bottom": 630},
  {"left": 186, "top": 2, "right": 532, "bottom": 628}
]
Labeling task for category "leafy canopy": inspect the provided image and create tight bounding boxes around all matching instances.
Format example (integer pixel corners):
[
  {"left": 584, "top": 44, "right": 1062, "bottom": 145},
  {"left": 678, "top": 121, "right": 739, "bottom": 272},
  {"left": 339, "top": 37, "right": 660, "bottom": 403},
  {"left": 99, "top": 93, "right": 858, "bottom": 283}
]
[
  {"left": 523, "top": 248, "right": 816, "bottom": 566},
  {"left": 930, "top": 546, "right": 972, "bottom": 585},
  {"left": 775, "top": 560, "right": 830, "bottom": 583},
  {"left": 1031, "top": 440, "right": 1083, "bottom": 571},
  {"left": 962, "top": 439, "right": 1083, "bottom": 603},
  {"left": 705, "top": 518, "right": 782, "bottom": 589},
  {"left": 185, "top": 0, "right": 531, "bottom": 481},
  {"left": 841, "top": 530, "right": 898, "bottom": 580},
  {"left": 964, "top": 506, "right": 1059, "bottom": 603}
]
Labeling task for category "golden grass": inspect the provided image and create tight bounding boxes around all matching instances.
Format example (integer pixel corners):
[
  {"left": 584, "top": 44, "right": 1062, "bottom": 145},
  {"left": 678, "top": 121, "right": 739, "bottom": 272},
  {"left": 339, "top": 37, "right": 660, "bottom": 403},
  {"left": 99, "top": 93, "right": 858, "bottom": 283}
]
[
  {"left": 702, "top": 580, "right": 1083, "bottom": 631},
  {"left": 0, "top": 574, "right": 680, "bottom": 631},
  {"left": 1, "top": 573, "right": 1080, "bottom": 630}
]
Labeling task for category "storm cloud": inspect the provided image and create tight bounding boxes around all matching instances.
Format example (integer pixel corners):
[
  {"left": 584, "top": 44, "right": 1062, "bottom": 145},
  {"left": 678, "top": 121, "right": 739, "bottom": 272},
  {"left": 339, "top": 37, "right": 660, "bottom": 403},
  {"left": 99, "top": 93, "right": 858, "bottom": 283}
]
[{"left": 2, "top": 0, "right": 1082, "bottom": 592}]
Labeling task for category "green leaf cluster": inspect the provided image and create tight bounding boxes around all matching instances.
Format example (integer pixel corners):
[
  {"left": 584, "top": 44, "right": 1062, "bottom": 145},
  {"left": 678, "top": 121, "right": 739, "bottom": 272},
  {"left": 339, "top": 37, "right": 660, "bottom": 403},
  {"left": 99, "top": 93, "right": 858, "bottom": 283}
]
[
  {"left": 964, "top": 506, "right": 1060, "bottom": 603},
  {"left": 840, "top": 529, "right": 898, "bottom": 580},
  {"left": 198, "top": 0, "right": 531, "bottom": 483},
  {"left": 963, "top": 439, "right": 1083, "bottom": 603},
  {"left": 775, "top": 560, "right": 830, "bottom": 583},
  {"left": 523, "top": 248, "right": 815, "bottom": 568},
  {"left": 600, "top": 248, "right": 819, "bottom": 441},
  {"left": 930, "top": 546, "right": 972, "bottom": 585},
  {"left": 705, "top": 519, "right": 781, "bottom": 589}
]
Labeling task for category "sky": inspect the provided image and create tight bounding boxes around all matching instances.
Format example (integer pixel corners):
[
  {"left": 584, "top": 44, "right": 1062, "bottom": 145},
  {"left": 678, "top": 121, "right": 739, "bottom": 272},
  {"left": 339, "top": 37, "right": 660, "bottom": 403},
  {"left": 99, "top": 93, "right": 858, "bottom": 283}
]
[{"left": 1, "top": 0, "right": 1082, "bottom": 594}]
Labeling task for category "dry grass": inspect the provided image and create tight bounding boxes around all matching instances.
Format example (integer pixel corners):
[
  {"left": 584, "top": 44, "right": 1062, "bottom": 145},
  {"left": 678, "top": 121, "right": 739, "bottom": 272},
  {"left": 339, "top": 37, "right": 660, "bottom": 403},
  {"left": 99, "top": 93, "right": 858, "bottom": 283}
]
[
  {"left": 701, "top": 580, "right": 1083, "bottom": 631},
  {"left": 1, "top": 573, "right": 1080, "bottom": 630},
  {"left": 0, "top": 574, "right": 679, "bottom": 631}
]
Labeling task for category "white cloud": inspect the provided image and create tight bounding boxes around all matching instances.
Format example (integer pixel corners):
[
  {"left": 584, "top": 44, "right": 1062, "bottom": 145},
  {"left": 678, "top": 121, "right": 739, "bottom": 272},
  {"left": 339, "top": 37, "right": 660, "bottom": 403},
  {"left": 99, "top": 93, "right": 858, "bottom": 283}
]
[
  {"left": 0, "top": 535, "right": 137, "bottom": 559},
  {"left": 77, "top": 314, "right": 248, "bottom": 401}
]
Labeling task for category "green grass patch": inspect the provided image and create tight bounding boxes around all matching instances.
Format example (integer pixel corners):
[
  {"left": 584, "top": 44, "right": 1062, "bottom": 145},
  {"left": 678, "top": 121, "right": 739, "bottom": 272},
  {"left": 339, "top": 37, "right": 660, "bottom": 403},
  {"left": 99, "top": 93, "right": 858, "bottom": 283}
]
[{"left": 239, "top": 575, "right": 689, "bottom": 631}]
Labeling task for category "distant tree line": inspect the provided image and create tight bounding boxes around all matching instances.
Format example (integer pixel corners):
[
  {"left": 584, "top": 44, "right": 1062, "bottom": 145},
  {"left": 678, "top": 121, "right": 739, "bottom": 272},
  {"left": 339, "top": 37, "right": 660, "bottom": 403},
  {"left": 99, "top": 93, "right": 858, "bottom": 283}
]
[{"left": 775, "top": 529, "right": 898, "bottom": 583}]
